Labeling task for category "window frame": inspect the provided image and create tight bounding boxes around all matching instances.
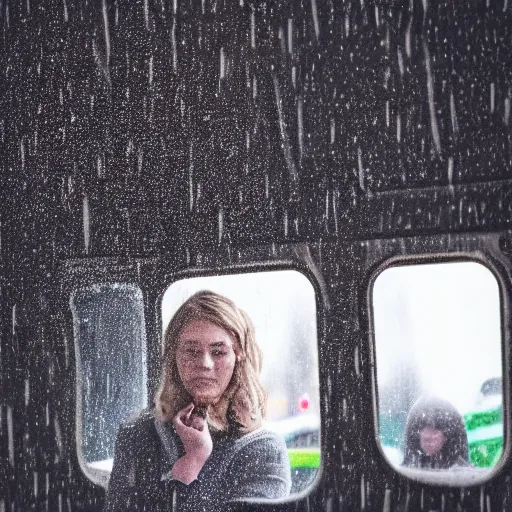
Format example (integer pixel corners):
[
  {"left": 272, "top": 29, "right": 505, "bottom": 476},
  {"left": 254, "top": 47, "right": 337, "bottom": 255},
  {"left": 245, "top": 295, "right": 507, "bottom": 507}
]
[
  {"left": 61, "top": 243, "right": 327, "bottom": 503},
  {"left": 367, "top": 250, "right": 510, "bottom": 487}
]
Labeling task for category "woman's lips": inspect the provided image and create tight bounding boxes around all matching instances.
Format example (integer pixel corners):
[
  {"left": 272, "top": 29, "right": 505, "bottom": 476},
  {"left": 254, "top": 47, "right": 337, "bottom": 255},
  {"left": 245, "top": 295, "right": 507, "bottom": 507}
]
[{"left": 194, "top": 378, "right": 216, "bottom": 385}]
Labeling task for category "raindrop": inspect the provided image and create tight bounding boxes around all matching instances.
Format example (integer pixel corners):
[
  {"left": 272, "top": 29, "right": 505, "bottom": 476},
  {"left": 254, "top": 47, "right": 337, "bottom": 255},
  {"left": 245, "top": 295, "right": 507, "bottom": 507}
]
[
  {"left": 423, "top": 41, "right": 442, "bottom": 155},
  {"left": 490, "top": 82, "right": 495, "bottom": 113},
  {"left": 361, "top": 474, "right": 365, "bottom": 509},
  {"left": 333, "top": 191, "right": 338, "bottom": 234},
  {"left": 250, "top": 10, "right": 256, "bottom": 49},
  {"left": 448, "top": 157, "right": 454, "bottom": 189},
  {"left": 397, "top": 48, "right": 404, "bottom": 75},
  {"left": 25, "top": 379, "right": 30, "bottom": 406},
  {"left": 54, "top": 416, "right": 62, "bottom": 460},
  {"left": 171, "top": 19, "right": 177, "bottom": 71},
  {"left": 504, "top": 97, "right": 510, "bottom": 125},
  {"left": 96, "top": 154, "right": 104, "bottom": 178},
  {"left": 218, "top": 208, "right": 223, "bottom": 244},
  {"left": 219, "top": 47, "right": 225, "bottom": 81},
  {"left": 272, "top": 73, "right": 299, "bottom": 193},
  {"left": 383, "top": 489, "right": 392, "bottom": 512},
  {"left": 310, "top": 0, "right": 319, "bottom": 40},
  {"left": 7, "top": 406, "right": 13, "bottom": 467},
  {"left": 137, "top": 147, "right": 143, "bottom": 173},
  {"left": 102, "top": 0, "right": 110, "bottom": 65},
  {"left": 297, "top": 97, "right": 304, "bottom": 161},
  {"left": 287, "top": 19, "right": 293, "bottom": 54},
  {"left": 33, "top": 472, "right": 38, "bottom": 497},
  {"left": 357, "top": 147, "right": 365, "bottom": 192},
  {"left": 12, "top": 304, "right": 15, "bottom": 335},
  {"left": 450, "top": 91, "right": 459, "bottom": 137},
  {"left": 20, "top": 138, "right": 25, "bottom": 170},
  {"left": 149, "top": 56, "right": 153, "bottom": 85},
  {"left": 63, "top": 332, "right": 69, "bottom": 368},
  {"left": 188, "top": 155, "right": 194, "bottom": 210},
  {"left": 83, "top": 195, "right": 90, "bottom": 254},
  {"left": 405, "top": 18, "right": 412, "bottom": 57},
  {"left": 396, "top": 114, "right": 401, "bottom": 143},
  {"left": 354, "top": 345, "right": 360, "bottom": 376},
  {"left": 144, "top": 0, "right": 149, "bottom": 30}
]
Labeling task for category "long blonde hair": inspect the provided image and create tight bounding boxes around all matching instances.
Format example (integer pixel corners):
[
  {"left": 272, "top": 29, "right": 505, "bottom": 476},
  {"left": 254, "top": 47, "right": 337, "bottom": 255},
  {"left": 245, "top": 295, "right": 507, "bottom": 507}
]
[{"left": 155, "top": 290, "right": 267, "bottom": 434}]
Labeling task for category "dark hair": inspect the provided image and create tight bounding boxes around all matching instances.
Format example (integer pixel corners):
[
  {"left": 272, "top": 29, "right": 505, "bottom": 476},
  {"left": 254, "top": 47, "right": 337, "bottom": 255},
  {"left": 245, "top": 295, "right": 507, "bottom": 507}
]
[{"left": 402, "top": 396, "right": 470, "bottom": 469}]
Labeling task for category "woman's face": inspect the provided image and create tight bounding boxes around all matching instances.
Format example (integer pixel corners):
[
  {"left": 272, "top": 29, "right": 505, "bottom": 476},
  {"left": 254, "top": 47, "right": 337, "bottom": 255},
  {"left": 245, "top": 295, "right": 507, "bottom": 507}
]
[
  {"left": 419, "top": 426, "right": 446, "bottom": 456},
  {"left": 176, "top": 319, "right": 237, "bottom": 407}
]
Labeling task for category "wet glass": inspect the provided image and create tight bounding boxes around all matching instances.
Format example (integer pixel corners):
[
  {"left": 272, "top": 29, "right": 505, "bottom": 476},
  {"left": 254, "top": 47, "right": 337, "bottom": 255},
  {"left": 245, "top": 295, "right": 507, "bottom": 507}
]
[
  {"left": 71, "top": 284, "right": 148, "bottom": 486},
  {"left": 162, "top": 270, "right": 320, "bottom": 495},
  {"left": 372, "top": 261, "right": 503, "bottom": 485}
]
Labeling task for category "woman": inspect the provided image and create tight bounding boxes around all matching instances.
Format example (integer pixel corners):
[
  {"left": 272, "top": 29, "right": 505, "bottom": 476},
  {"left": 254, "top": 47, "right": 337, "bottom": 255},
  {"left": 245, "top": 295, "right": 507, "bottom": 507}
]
[
  {"left": 402, "top": 395, "right": 471, "bottom": 470},
  {"left": 105, "top": 291, "right": 291, "bottom": 511}
]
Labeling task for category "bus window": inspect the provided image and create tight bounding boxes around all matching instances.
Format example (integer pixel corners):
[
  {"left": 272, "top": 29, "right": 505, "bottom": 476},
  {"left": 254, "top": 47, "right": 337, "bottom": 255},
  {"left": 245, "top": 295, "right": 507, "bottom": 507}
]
[
  {"left": 71, "top": 284, "right": 148, "bottom": 487},
  {"left": 161, "top": 270, "right": 320, "bottom": 495},
  {"left": 372, "top": 261, "right": 503, "bottom": 485}
]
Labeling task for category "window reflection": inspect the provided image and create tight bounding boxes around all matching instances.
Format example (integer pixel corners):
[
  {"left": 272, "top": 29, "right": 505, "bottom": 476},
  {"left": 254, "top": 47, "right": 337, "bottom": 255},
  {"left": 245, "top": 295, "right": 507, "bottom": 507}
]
[{"left": 373, "top": 261, "right": 503, "bottom": 482}]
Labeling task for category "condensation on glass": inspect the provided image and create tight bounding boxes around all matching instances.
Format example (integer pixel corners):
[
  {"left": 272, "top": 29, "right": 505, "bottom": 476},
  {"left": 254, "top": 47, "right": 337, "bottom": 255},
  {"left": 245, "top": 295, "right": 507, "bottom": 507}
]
[
  {"left": 372, "top": 261, "right": 504, "bottom": 485},
  {"left": 161, "top": 270, "right": 320, "bottom": 494},
  {"left": 71, "top": 284, "right": 148, "bottom": 487}
]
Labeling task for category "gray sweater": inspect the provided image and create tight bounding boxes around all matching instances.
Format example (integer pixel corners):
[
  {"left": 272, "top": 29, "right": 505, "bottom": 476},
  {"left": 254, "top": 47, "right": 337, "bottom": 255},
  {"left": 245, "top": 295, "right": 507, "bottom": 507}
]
[{"left": 104, "top": 408, "right": 291, "bottom": 511}]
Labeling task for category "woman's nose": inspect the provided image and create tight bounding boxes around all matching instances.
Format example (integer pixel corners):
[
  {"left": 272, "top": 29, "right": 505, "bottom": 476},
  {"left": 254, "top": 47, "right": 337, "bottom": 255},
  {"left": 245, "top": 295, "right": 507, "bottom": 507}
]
[{"left": 199, "top": 352, "right": 214, "bottom": 369}]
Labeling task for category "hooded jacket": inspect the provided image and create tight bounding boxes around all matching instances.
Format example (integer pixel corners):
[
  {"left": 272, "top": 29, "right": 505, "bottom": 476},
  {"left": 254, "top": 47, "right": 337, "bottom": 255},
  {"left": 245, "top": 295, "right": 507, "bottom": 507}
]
[
  {"left": 402, "top": 396, "right": 470, "bottom": 470},
  {"left": 104, "top": 408, "right": 292, "bottom": 511}
]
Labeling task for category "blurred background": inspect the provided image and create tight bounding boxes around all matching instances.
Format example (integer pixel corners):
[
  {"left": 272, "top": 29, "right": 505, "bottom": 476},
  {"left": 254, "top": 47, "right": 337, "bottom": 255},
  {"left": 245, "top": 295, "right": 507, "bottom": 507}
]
[{"left": 373, "top": 261, "right": 503, "bottom": 468}]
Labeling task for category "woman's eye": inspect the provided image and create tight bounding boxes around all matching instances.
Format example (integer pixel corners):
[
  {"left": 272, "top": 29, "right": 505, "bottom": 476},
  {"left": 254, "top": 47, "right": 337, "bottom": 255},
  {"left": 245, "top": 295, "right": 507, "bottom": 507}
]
[{"left": 212, "top": 350, "right": 227, "bottom": 357}]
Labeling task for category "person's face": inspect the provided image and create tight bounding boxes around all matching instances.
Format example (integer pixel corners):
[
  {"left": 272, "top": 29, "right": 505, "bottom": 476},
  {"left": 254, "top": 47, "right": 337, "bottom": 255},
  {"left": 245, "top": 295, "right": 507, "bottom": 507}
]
[
  {"left": 419, "top": 426, "right": 446, "bottom": 456},
  {"left": 176, "top": 319, "right": 237, "bottom": 407}
]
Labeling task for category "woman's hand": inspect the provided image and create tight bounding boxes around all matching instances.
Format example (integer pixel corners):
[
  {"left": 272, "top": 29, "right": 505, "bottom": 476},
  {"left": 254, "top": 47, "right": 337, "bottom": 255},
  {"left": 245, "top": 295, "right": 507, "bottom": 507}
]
[{"left": 170, "top": 403, "right": 213, "bottom": 484}]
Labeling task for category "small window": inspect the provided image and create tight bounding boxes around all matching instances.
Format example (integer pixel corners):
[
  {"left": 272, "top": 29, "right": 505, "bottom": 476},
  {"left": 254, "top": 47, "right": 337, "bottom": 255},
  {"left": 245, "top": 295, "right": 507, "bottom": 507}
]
[
  {"left": 372, "top": 261, "right": 503, "bottom": 485},
  {"left": 161, "top": 270, "right": 320, "bottom": 495},
  {"left": 72, "top": 284, "right": 148, "bottom": 486}
]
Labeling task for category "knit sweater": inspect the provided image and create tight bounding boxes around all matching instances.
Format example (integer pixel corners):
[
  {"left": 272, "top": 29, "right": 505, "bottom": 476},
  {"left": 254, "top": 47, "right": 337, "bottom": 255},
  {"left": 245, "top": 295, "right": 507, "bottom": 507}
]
[{"left": 104, "top": 408, "right": 292, "bottom": 511}]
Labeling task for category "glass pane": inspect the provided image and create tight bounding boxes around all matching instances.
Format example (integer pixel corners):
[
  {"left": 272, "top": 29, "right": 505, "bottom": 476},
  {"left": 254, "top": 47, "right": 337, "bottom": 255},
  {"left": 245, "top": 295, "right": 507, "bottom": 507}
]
[
  {"left": 71, "top": 284, "right": 147, "bottom": 485},
  {"left": 373, "top": 261, "right": 503, "bottom": 484},
  {"left": 161, "top": 270, "right": 320, "bottom": 495}
]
